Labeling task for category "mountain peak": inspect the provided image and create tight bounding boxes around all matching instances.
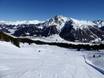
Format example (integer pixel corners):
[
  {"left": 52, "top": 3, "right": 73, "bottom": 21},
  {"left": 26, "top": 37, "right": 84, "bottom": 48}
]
[
  {"left": 44, "top": 15, "right": 69, "bottom": 30},
  {"left": 46, "top": 15, "right": 96, "bottom": 30}
]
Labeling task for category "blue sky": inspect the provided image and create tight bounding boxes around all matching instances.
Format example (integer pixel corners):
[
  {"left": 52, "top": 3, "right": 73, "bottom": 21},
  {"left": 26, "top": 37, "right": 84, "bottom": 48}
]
[{"left": 0, "top": 0, "right": 104, "bottom": 20}]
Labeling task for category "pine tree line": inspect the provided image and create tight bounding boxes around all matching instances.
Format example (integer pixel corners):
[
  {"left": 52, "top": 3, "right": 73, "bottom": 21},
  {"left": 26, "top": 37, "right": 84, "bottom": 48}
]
[
  {"left": 0, "top": 32, "right": 20, "bottom": 47},
  {"left": 0, "top": 31, "right": 104, "bottom": 50}
]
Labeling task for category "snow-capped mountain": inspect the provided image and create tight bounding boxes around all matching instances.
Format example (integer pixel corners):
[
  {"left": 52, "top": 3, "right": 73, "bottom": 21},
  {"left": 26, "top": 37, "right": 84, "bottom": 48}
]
[
  {"left": 44, "top": 15, "right": 69, "bottom": 30},
  {"left": 71, "top": 18, "right": 96, "bottom": 30},
  {"left": 93, "top": 19, "right": 104, "bottom": 28},
  {"left": 0, "top": 15, "right": 104, "bottom": 43},
  {"left": 0, "top": 15, "right": 68, "bottom": 37},
  {"left": 93, "top": 20, "right": 104, "bottom": 31},
  {"left": 60, "top": 20, "right": 104, "bottom": 42}
]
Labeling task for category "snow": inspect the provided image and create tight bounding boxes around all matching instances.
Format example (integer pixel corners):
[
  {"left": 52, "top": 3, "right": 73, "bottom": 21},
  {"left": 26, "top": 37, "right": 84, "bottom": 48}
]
[
  {"left": 85, "top": 51, "right": 104, "bottom": 70},
  {"left": 19, "top": 34, "right": 96, "bottom": 45},
  {"left": 102, "top": 22, "right": 104, "bottom": 26},
  {"left": 91, "top": 38, "right": 101, "bottom": 43},
  {"left": 71, "top": 18, "right": 96, "bottom": 30},
  {"left": 0, "top": 16, "right": 101, "bottom": 34},
  {"left": 45, "top": 15, "right": 69, "bottom": 30},
  {"left": 0, "top": 16, "right": 103, "bottom": 32},
  {"left": 0, "top": 41, "right": 104, "bottom": 78},
  {"left": 8, "top": 29, "right": 16, "bottom": 34},
  {"left": 31, "top": 34, "right": 66, "bottom": 42},
  {"left": 44, "top": 15, "right": 98, "bottom": 31},
  {"left": 93, "top": 20, "right": 104, "bottom": 28}
]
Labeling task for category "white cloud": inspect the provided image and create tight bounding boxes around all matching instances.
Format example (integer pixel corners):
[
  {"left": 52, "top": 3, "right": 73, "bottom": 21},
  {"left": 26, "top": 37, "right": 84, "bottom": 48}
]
[{"left": 0, "top": 20, "right": 44, "bottom": 25}]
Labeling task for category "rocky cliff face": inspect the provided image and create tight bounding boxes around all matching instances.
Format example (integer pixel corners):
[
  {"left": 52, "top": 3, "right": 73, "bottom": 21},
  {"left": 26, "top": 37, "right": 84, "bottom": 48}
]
[{"left": 60, "top": 21, "right": 104, "bottom": 42}]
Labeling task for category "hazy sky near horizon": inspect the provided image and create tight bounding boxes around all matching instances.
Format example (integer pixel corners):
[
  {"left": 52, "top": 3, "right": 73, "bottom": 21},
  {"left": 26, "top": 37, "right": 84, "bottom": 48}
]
[{"left": 0, "top": 0, "right": 104, "bottom": 20}]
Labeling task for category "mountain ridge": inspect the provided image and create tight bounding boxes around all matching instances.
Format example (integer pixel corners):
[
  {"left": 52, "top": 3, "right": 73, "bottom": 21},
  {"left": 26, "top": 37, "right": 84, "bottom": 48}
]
[{"left": 0, "top": 15, "right": 104, "bottom": 43}]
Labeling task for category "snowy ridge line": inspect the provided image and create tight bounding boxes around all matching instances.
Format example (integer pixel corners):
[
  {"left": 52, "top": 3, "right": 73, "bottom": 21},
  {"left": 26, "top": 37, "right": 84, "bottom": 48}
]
[
  {"left": 18, "top": 37, "right": 96, "bottom": 45},
  {"left": 29, "top": 37, "right": 104, "bottom": 46},
  {"left": 83, "top": 55, "right": 104, "bottom": 75},
  {"left": 17, "top": 37, "right": 104, "bottom": 50},
  {"left": 0, "top": 15, "right": 104, "bottom": 43},
  {"left": 71, "top": 18, "right": 96, "bottom": 30},
  {"left": 19, "top": 36, "right": 101, "bottom": 46}
]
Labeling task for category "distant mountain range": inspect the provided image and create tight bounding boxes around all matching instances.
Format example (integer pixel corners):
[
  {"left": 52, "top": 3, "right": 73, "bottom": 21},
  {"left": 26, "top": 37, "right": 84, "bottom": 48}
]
[{"left": 0, "top": 15, "right": 104, "bottom": 43}]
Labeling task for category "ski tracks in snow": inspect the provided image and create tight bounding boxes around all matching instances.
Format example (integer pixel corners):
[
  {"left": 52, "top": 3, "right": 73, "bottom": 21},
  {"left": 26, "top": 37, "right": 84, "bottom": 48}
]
[{"left": 0, "top": 44, "right": 104, "bottom": 78}]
